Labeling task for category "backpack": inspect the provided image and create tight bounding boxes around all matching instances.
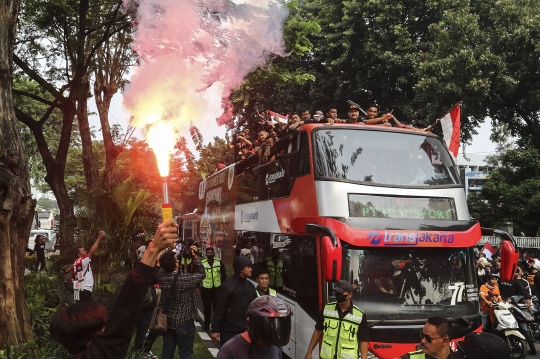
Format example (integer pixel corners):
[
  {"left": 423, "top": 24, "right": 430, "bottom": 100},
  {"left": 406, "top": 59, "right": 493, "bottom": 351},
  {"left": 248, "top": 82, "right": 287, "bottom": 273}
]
[{"left": 60, "top": 264, "right": 75, "bottom": 292}]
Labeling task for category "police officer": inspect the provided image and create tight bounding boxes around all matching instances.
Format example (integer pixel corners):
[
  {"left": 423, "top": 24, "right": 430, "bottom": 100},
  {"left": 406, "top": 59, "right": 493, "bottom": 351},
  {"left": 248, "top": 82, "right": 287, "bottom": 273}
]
[
  {"left": 201, "top": 247, "right": 226, "bottom": 330},
  {"left": 400, "top": 317, "right": 455, "bottom": 359},
  {"left": 266, "top": 248, "right": 283, "bottom": 289},
  {"left": 304, "top": 280, "right": 369, "bottom": 359},
  {"left": 255, "top": 269, "right": 277, "bottom": 297}
]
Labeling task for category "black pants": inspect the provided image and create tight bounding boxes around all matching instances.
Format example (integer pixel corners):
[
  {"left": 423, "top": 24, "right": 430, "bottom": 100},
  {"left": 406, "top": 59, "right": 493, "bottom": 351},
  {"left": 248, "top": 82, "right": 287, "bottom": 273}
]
[
  {"left": 37, "top": 256, "right": 46, "bottom": 272},
  {"left": 201, "top": 286, "right": 218, "bottom": 329},
  {"left": 79, "top": 290, "right": 93, "bottom": 301}
]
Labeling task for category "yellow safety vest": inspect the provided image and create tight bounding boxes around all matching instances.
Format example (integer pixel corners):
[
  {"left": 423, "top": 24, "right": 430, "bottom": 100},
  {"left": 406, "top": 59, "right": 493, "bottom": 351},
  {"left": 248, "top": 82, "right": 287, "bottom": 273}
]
[
  {"left": 201, "top": 258, "right": 222, "bottom": 289},
  {"left": 320, "top": 302, "right": 364, "bottom": 359},
  {"left": 256, "top": 287, "right": 277, "bottom": 297},
  {"left": 266, "top": 258, "right": 283, "bottom": 287}
]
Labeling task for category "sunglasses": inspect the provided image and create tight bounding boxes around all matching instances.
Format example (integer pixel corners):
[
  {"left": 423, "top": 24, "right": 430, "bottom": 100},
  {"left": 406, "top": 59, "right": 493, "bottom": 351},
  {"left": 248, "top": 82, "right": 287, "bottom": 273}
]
[{"left": 419, "top": 331, "right": 446, "bottom": 343}]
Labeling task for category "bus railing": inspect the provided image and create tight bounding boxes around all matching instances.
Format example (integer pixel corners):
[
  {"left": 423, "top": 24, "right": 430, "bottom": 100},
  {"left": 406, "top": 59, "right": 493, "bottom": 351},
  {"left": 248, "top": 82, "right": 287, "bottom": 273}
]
[{"left": 480, "top": 236, "right": 540, "bottom": 248}]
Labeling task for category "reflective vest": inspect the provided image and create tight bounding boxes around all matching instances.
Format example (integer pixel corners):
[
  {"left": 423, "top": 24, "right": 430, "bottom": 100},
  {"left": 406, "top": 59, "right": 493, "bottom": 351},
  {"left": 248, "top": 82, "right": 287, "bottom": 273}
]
[
  {"left": 405, "top": 350, "right": 427, "bottom": 359},
  {"left": 320, "top": 302, "right": 364, "bottom": 359},
  {"left": 256, "top": 287, "right": 277, "bottom": 297},
  {"left": 266, "top": 258, "right": 283, "bottom": 287},
  {"left": 201, "top": 258, "right": 222, "bottom": 289}
]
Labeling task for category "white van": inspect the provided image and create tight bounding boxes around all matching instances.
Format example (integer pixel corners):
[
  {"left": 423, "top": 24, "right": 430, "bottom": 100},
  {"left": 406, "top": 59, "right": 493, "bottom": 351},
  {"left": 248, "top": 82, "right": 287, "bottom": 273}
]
[
  {"left": 28, "top": 230, "right": 57, "bottom": 257},
  {"left": 37, "top": 211, "right": 55, "bottom": 230}
]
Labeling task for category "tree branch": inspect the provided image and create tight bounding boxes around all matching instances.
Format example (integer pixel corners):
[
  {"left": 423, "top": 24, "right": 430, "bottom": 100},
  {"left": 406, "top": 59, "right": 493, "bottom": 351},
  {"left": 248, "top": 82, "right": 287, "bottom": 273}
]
[
  {"left": 13, "top": 54, "right": 64, "bottom": 102},
  {"left": 12, "top": 89, "right": 61, "bottom": 108}
]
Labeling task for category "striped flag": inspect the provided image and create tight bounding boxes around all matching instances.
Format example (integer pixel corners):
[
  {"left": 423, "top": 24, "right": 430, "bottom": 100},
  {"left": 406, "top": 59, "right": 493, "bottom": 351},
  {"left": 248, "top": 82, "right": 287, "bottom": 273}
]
[
  {"left": 483, "top": 242, "right": 496, "bottom": 260},
  {"left": 440, "top": 105, "right": 461, "bottom": 161},
  {"left": 268, "top": 111, "right": 287, "bottom": 123}
]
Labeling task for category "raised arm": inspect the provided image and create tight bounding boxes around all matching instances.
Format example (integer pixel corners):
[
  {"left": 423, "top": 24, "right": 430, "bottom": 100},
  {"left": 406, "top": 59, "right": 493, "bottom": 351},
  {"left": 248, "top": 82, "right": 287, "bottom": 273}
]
[{"left": 88, "top": 231, "right": 105, "bottom": 259}]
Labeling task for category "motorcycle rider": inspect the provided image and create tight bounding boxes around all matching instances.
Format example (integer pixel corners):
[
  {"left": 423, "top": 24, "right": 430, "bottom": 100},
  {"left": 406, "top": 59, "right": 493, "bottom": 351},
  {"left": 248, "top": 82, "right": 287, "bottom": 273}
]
[
  {"left": 479, "top": 274, "right": 502, "bottom": 333},
  {"left": 217, "top": 295, "right": 293, "bottom": 359}
]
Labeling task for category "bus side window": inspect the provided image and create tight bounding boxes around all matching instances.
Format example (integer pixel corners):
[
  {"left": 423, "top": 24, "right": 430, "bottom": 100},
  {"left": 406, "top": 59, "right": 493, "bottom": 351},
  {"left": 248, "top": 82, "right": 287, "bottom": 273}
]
[{"left": 297, "top": 131, "right": 310, "bottom": 176}]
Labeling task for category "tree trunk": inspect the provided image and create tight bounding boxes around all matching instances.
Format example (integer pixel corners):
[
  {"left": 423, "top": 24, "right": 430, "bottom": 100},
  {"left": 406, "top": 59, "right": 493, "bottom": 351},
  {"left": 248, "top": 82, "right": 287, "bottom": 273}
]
[
  {"left": 77, "top": 78, "right": 98, "bottom": 190},
  {"left": 0, "top": 0, "right": 35, "bottom": 347},
  {"left": 94, "top": 80, "right": 122, "bottom": 192}
]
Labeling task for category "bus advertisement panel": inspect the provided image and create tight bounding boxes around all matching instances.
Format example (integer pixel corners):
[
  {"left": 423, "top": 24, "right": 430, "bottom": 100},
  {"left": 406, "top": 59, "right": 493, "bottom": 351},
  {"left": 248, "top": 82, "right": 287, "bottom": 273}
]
[{"left": 197, "top": 165, "right": 236, "bottom": 264}]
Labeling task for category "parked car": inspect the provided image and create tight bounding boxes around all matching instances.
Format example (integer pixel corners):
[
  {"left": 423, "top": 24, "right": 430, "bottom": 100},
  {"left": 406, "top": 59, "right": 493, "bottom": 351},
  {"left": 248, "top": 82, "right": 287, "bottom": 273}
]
[{"left": 28, "top": 230, "right": 57, "bottom": 257}]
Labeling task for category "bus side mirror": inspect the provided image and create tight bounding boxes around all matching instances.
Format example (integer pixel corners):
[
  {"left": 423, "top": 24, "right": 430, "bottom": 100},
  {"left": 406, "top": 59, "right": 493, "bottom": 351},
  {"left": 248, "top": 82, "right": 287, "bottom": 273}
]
[
  {"left": 322, "top": 236, "right": 342, "bottom": 282},
  {"left": 500, "top": 240, "right": 519, "bottom": 282}
]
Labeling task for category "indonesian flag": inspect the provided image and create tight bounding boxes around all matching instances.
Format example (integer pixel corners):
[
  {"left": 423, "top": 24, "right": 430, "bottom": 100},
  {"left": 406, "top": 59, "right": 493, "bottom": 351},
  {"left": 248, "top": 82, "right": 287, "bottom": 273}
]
[
  {"left": 440, "top": 105, "right": 461, "bottom": 161},
  {"left": 483, "top": 242, "right": 496, "bottom": 260},
  {"left": 268, "top": 111, "right": 287, "bottom": 123}
]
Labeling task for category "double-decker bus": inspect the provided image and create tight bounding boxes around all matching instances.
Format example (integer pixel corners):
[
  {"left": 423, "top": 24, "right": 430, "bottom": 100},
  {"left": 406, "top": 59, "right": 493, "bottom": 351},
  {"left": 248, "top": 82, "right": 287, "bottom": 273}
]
[{"left": 191, "top": 123, "right": 519, "bottom": 359}]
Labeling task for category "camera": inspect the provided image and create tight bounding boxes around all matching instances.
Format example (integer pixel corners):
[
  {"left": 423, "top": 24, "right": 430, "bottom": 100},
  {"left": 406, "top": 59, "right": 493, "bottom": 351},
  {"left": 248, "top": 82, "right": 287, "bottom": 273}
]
[{"left": 176, "top": 237, "right": 200, "bottom": 259}]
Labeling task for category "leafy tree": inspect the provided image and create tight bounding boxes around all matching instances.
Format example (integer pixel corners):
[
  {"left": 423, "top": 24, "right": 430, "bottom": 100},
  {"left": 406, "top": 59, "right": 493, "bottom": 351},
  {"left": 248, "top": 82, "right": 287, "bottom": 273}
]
[
  {"left": 37, "top": 198, "right": 59, "bottom": 212},
  {"left": 0, "top": 0, "right": 34, "bottom": 346},
  {"left": 14, "top": 0, "right": 132, "bottom": 220},
  {"left": 416, "top": 0, "right": 540, "bottom": 149},
  {"left": 476, "top": 146, "right": 540, "bottom": 236}
]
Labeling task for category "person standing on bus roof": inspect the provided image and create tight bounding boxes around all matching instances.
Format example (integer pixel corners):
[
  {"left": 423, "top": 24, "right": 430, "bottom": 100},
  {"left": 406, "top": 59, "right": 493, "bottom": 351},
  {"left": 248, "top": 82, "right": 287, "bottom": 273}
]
[
  {"left": 256, "top": 269, "right": 277, "bottom": 297},
  {"left": 211, "top": 256, "right": 257, "bottom": 346},
  {"left": 400, "top": 316, "right": 456, "bottom": 359},
  {"left": 304, "top": 280, "right": 369, "bottom": 359},
  {"left": 266, "top": 248, "right": 284, "bottom": 289},
  {"left": 201, "top": 247, "right": 226, "bottom": 330}
]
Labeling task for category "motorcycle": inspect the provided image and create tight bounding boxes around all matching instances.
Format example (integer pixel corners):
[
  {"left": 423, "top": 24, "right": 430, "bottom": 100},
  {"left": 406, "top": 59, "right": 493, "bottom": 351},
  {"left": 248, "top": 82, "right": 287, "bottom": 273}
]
[
  {"left": 493, "top": 300, "right": 528, "bottom": 359},
  {"left": 507, "top": 295, "right": 537, "bottom": 355},
  {"left": 514, "top": 295, "right": 540, "bottom": 337}
]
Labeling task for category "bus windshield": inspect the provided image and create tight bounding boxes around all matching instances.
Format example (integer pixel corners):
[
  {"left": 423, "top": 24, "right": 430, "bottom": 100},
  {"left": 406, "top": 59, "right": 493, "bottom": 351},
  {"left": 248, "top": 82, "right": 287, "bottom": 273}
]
[
  {"left": 314, "top": 129, "right": 460, "bottom": 187},
  {"left": 338, "top": 246, "right": 479, "bottom": 321}
]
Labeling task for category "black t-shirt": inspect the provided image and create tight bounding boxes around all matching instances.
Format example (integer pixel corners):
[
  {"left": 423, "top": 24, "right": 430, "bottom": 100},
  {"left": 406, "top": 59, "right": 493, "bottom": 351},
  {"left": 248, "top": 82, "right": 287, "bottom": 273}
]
[
  {"left": 34, "top": 242, "right": 46, "bottom": 258},
  {"left": 216, "top": 334, "right": 282, "bottom": 359},
  {"left": 499, "top": 281, "right": 515, "bottom": 299},
  {"left": 400, "top": 350, "right": 461, "bottom": 359},
  {"left": 315, "top": 302, "right": 370, "bottom": 342}
]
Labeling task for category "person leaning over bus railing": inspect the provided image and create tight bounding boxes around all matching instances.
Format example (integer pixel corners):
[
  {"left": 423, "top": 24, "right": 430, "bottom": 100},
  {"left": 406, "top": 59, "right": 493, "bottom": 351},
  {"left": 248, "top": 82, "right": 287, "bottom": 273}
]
[
  {"left": 304, "top": 280, "right": 369, "bottom": 359},
  {"left": 400, "top": 316, "right": 455, "bottom": 359}
]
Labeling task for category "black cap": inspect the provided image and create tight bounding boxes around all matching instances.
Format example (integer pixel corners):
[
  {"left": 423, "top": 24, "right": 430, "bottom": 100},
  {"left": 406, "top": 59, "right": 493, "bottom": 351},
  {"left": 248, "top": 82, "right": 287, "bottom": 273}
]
[
  {"left": 333, "top": 280, "right": 353, "bottom": 294},
  {"left": 233, "top": 256, "right": 252, "bottom": 273},
  {"left": 454, "top": 332, "right": 511, "bottom": 359}
]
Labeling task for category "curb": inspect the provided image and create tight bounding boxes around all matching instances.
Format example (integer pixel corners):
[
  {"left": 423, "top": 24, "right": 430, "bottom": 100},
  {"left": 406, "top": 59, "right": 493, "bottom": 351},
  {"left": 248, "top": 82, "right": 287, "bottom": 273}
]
[{"left": 196, "top": 308, "right": 219, "bottom": 358}]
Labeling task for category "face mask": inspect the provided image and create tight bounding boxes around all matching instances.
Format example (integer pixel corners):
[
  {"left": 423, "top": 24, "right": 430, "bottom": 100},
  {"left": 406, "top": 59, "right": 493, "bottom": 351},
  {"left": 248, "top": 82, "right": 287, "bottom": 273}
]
[{"left": 335, "top": 292, "right": 348, "bottom": 303}]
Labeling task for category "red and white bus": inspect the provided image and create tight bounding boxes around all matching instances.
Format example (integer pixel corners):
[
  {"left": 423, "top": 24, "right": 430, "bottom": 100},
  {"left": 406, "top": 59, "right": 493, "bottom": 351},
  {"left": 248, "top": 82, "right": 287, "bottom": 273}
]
[{"left": 191, "top": 123, "right": 519, "bottom": 359}]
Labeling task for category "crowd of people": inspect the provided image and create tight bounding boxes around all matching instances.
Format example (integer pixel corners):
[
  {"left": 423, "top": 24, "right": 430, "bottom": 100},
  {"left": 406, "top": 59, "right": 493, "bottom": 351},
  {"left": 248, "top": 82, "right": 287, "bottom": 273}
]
[
  {"left": 48, "top": 223, "right": 516, "bottom": 359},
  {"left": 227, "top": 105, "right": 431, "bottom": 165},
  {"left": 476, "top": 244, "right": 540, "bottom": 335}
]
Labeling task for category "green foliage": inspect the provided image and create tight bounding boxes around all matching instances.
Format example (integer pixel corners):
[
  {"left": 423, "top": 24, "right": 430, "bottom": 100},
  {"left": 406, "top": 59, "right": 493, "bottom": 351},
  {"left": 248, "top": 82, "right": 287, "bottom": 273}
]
[
  {"left": 474, "top": 146, "right": 540, "bottom": 236},
  {"left": 416, "top": 0, "right": 540, "bottom": 147},
  {"left": 0, "top": 340, "right": 68, "bottom": 359},
  {"left": 24, "top": 257, "right": 38, "bottom": 274},
  {"left": 36, "top": 198, "right": 58, "bottom": 212}
]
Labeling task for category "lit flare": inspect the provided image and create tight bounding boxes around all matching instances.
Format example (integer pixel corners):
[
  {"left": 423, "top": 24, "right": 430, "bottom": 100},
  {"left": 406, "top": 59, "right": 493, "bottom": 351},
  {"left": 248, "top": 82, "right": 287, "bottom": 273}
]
[{"left": 147, "top": 122, "right": 176, "bottom": 177}]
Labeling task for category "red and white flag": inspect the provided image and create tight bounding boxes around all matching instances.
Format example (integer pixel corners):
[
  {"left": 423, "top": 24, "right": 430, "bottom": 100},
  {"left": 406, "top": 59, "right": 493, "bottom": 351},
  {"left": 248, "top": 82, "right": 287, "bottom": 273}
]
[
  {"left": 483, "top": 242, "right": 496, "bottom": 260},
  {"left": 440, "top": 105, "right": 461, "bottom": 161},
  {"left": 268, "top": 111, "right": 287, "bottom": 123}
]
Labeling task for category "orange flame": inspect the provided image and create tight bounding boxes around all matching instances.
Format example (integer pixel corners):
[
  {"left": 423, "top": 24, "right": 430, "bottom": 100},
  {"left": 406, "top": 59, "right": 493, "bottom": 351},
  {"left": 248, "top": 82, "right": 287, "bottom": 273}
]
[{"left": 147, "top": 122, "right": 176, "bottom": 177}]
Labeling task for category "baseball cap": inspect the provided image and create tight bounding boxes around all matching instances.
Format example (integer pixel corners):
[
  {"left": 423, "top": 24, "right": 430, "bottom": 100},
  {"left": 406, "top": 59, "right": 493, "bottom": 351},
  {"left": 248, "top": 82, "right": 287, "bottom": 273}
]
[
  {"left": 333, "top": 280, "right": 353, "bottom": 294},
  {"left": 348, "top": 105, "right": 360, "bottom": 112},
  {"left": 454, "top": 332, "right": 510, "bottom": 359}
]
